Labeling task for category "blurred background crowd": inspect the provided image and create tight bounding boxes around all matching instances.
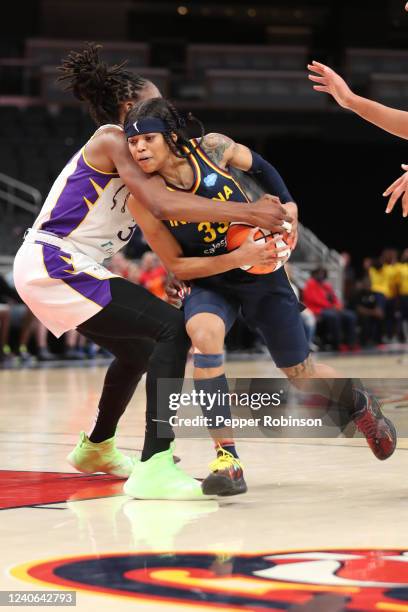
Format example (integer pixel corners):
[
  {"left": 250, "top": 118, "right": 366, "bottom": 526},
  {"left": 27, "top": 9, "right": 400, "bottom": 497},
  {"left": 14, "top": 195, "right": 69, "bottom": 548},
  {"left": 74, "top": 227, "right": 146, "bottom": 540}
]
[{"left": 2, "top": 235, "right": 408, "bottom": 365}]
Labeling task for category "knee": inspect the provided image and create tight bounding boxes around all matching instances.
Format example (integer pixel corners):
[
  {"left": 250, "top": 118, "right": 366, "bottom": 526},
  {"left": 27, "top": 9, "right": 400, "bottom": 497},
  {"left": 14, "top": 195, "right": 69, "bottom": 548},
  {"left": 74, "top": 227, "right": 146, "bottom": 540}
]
[{"left": 190, "top": 327, "right": 223, "bottom": 354}]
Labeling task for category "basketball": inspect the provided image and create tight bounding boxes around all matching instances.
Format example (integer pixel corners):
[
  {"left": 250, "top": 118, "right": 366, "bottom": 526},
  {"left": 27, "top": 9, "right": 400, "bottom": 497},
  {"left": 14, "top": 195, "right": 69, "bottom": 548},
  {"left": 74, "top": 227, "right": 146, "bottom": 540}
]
[{"left": 226, "top": 222, "right": 291, "bottom": 274}]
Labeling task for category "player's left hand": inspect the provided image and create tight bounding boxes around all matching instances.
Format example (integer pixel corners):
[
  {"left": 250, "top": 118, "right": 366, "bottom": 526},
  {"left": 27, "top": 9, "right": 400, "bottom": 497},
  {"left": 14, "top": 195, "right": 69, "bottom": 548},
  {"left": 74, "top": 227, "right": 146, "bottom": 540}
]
[
  {"left": 283, "top": 202, "right": 299, "bottom": 249},
  {"left": 165, "top": 276, "right": 191, "bottom": 307},
  {"left": 383, "top": 165, "right": 408, "bottom": 217}
]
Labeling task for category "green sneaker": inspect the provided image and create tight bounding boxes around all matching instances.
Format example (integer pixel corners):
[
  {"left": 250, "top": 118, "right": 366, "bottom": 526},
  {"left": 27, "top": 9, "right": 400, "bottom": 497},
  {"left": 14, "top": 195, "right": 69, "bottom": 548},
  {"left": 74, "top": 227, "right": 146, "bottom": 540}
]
[
  {"left": 67, "top": 432, "right": 134, "bottom": 478},
  {"left": 123, "top": 444, "right": 210, "bottom": 500}
]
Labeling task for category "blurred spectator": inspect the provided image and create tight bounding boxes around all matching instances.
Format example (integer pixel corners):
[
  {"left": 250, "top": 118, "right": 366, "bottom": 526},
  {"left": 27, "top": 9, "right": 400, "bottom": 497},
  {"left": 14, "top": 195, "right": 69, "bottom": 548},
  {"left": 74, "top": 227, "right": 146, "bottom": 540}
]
[
  {"left": 19, "top": 315, "right": 56, "bottom": 362},
  {"left": 0, "top": 276, "right": 11, "bottom": 362},
  {"left": 383, "top": 248, "right": 400, "bottom": 340},
  {"left": 64, "top": 329, "right": 87, "bottom": 360},
  {"left": 340, "top": 251, "right": 356, "bottom": 303},
  {"left": 397, "top": 248, "right": 408, "bottom": 341},
  {"left": 369, "top": 252, "right": 399, "bottom": 341},
  {"left": 1, "top": 272, "right": 56, "bottom": 362},
  {"left": 138, "top": 252, "right": 168, "bottom": 300},
  {"left": 108, "top": 252, "right": 132, "bottom": 278},
  {"left": 127, "top": 261, "right": 141, "bottom": 284},
  {"left": 349, "top": 276, "right": 384, "bottom": 346},
  {"left": 286, "top": 264, "right": 317, "bottom": 351},
  {"left": 303, "top": 267, "right": 358, "bottom": 351}
]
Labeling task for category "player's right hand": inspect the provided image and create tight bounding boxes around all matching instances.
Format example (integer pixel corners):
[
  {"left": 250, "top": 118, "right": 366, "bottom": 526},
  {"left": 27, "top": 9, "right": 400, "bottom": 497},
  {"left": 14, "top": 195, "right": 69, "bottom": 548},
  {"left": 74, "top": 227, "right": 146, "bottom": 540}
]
[
  {"left": 250, "top": 194, "right": 292, "bottom": 233},
  {"left": 307, "top": 61, "right": 355, "bottom": 109},
  {"left": 236, "top": 228, "right": 289, "bottom": 268},
  {"left": 383, "top": 165, "right": 408, "bottom": 217}
]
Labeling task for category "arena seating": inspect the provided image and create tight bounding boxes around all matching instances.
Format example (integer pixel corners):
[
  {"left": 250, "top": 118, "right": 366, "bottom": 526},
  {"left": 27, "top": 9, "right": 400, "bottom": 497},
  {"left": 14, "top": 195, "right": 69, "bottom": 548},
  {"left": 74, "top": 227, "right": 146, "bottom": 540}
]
[
  {"left": 186, "top": 44, "right": 308, "bottom": 76},
  {"left": 345, "top": 48, "right": 408, "bottom": 87}
]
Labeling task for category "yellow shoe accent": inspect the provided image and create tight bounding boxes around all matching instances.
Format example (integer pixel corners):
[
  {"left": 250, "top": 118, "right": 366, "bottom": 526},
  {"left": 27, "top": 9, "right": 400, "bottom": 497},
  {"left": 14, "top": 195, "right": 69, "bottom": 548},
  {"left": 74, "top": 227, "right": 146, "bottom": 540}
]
[
  {"left": 209, "top": 447, "right": 244, "bottom": 473},
  {"left": 203, "top": 446, "right": 247, "bottom": 497}
]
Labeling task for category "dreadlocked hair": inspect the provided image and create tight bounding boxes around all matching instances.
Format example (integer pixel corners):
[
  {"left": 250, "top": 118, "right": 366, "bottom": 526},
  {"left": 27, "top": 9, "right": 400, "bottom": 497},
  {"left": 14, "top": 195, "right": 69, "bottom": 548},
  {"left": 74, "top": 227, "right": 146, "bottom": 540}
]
[
  {"left": 57, "top": 42, "right": 148, "bottom": 126},
  {"left": 125, "top": 98, "right": 205, "bottom": 158}
]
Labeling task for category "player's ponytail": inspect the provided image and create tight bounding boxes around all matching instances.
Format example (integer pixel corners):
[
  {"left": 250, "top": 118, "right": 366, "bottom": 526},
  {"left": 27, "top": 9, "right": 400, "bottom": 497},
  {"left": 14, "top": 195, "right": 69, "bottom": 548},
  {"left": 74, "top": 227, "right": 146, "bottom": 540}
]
[{"left": 57, "top": 42, "right": 149, "bottom": 126}]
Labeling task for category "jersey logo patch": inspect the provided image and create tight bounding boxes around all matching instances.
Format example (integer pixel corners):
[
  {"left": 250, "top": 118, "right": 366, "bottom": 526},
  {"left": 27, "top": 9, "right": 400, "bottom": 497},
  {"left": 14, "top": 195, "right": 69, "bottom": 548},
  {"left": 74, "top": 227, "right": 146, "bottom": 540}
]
[{"left": 203, "top": 173, "right": 218, "bottom": 187}]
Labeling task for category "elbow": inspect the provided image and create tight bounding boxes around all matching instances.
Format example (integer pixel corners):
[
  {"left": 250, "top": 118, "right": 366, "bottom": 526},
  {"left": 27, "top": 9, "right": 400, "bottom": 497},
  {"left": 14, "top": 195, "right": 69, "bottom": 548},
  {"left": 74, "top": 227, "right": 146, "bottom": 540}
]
[
  {"left": 135, "top": 190, "right": 168, "bottom": 219},
  {"left": 146, "top": 198, "right": 166, "bottom": 219},
  {"left": 149, "top": 193, "right": 175, "bottom": 219}
]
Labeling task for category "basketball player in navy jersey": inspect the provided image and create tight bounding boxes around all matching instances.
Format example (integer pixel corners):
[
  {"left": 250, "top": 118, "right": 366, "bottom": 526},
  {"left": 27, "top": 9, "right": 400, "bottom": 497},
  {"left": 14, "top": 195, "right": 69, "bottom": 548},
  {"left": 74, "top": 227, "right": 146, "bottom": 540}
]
[
  {"left": 13, "top": 43, "right": 292, "bottom": 501},
  {"left": 124, "top": 98, "right": 397, "bottom": 496}
]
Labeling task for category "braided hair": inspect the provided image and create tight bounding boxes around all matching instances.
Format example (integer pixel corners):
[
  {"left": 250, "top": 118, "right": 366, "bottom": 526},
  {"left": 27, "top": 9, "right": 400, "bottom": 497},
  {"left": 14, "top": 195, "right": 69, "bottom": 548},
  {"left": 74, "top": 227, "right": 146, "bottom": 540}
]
[
  {"left": 57, "top": 42, "right": 149, "bottom": 126},
  {"left": 125, "top": 98, "right": 205, "bottom": 158}
]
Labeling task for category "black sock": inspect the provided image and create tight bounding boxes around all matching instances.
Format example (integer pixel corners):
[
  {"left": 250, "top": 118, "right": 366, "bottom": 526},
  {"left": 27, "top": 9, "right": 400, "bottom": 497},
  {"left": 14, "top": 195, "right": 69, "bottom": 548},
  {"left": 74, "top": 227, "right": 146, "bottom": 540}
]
[
  {"left": 194, "top": 374, "right": 232, "bottom": 427},
  {"left": 218, "top": 442, "right": 239, "bottom": 459},
  {"left": 194, "top": 374, "right": 239, "bottom": 458}
]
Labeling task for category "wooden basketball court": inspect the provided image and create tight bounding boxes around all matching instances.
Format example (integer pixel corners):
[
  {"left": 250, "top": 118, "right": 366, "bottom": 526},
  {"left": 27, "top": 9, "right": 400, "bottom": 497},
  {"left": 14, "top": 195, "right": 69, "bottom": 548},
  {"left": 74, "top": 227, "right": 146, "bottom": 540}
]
[{"left": 1, "top": 352, "right": 408, "bottom": 611}]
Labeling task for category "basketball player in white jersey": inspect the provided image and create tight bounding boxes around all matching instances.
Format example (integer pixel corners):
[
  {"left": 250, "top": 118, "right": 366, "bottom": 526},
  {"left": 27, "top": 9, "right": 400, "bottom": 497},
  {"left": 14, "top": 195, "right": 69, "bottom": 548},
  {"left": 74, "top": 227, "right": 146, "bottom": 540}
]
[{"left": 13, "top": 43, "right": 291, "bottom": 501}]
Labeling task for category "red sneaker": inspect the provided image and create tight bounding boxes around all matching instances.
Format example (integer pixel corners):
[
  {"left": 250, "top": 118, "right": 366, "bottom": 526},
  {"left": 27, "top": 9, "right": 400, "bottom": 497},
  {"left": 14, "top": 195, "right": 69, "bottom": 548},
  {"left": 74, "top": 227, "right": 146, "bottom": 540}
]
[{"left": 352, "top": 390, "right": 397, "bottom": 460}]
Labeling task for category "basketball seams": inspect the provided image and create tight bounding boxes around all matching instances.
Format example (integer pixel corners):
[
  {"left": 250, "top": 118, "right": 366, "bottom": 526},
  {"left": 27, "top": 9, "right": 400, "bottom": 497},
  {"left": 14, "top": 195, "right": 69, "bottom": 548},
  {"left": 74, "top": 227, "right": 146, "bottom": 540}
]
[{"left": 226, "top": 223, "right": 291, "bottom": 274}]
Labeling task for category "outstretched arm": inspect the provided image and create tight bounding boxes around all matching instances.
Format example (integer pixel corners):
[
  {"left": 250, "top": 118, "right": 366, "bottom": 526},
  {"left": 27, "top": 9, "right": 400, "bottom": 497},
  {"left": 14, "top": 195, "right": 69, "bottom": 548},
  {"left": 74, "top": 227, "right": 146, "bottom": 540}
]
[
  {"left": 95, "top": 129, "right": 292, "bottom": 231},
  {"left": 127, "top": 196, "right": 286, "bottom": 281},
  {"left": 308, "top": 60, "right": 408, "bottom": 140}
]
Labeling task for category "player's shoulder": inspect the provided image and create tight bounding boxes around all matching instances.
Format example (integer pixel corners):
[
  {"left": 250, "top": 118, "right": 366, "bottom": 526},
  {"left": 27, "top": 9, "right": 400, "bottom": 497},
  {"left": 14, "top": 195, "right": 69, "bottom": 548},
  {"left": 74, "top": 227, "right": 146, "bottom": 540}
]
[
  {"left": 92, "top": 124, "right": 124, "bottom": 145},
  {"left": 200, "top": 132, "right": 234, "bottom": 152},
  {"left": 84, "top": 125, "right": 126, "bottom": 172},
  {"left": 87, "top": 124, "right": 127, "bottom": 157}
]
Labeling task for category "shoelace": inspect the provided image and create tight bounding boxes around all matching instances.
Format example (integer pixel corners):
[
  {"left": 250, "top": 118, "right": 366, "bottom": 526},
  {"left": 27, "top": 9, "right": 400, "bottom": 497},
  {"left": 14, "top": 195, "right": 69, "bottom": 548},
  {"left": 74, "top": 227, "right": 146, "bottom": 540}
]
[
  {"left": 209, "top": 449, "right": 243, "bottom": 473},
  {"left": 355, "top": 411, "right": 378, "bottom": 438}
]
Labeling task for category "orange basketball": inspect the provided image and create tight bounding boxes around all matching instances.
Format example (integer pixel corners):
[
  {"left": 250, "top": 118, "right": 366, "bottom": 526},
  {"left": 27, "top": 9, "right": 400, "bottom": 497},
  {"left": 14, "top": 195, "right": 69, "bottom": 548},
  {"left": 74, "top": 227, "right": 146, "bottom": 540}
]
[{"left": 226, "top": 222, "right": 291, "bottom": 274}]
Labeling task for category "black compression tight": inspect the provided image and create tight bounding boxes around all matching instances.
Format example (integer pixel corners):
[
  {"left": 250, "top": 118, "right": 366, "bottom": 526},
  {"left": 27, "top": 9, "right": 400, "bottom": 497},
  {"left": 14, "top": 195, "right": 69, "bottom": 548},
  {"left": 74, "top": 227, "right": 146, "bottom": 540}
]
[{"left": 77, "top": 277, "right": 189, "bottom": 460}]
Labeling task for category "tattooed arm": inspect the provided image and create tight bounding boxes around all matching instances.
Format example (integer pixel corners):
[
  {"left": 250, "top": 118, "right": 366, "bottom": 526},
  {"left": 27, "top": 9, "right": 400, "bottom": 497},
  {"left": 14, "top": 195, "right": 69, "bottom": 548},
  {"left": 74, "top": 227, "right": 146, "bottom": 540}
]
[
  {"left": 200, "top": 133, "right": 253, "bottom": 171},
  {"left": 201, "top": 133, "right": 299, "bottom": 245}
]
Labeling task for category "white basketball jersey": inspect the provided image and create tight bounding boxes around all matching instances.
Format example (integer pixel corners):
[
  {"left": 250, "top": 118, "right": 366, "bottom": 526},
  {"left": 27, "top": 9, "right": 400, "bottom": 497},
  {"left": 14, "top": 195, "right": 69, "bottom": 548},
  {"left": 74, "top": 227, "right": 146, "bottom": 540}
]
[{"left": 33, "top": 125, "right": 137, "bottom": 263}]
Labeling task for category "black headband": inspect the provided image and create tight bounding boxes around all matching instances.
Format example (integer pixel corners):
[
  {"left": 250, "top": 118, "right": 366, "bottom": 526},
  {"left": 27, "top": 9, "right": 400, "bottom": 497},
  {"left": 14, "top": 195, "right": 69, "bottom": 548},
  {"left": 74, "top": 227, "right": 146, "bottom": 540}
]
[{"left": 124, "top": 117, "right": 168, "bottom": 138}]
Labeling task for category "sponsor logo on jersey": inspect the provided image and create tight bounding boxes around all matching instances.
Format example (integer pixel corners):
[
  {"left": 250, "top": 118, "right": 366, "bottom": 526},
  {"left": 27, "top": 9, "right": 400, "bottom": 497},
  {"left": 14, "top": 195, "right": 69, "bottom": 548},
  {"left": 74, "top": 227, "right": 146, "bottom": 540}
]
[{"left": 203, "top": 173, "right": 218, "bottom": 187}]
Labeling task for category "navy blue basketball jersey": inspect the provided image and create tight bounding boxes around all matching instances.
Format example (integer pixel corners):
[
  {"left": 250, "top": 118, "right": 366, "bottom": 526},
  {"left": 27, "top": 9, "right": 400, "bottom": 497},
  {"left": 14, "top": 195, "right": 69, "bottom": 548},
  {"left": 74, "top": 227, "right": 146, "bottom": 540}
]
[{"left": 163, "top": 139, "right": 249, "bottom": 257}]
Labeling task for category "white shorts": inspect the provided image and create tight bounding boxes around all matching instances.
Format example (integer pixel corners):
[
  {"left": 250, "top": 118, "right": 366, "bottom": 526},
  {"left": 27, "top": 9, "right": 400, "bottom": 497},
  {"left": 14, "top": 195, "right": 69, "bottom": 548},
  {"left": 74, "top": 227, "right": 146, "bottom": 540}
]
[{"left": 13, "top": 230, "right": 117, "bottom": 338}]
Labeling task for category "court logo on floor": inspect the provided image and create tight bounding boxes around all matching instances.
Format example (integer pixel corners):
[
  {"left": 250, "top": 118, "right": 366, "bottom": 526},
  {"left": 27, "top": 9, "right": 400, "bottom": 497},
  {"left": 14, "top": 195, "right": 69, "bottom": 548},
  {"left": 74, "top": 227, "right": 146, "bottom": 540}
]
[
  {"left": 11, "top": 549, "right": 408, "bottom": 611},
  {"left": 12, "top": 549, "right": 408, "bottom": 610}
]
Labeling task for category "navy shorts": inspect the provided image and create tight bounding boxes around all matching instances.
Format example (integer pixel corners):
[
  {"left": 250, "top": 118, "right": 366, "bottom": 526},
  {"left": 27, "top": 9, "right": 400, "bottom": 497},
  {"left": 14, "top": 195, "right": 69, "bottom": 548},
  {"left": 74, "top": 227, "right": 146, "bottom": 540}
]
[
  {"left": 184, "top": 268, "right": 309, "bottom": 368},
  {"left": 183, "top": 286, "right": 239, "bottom": 333}
]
